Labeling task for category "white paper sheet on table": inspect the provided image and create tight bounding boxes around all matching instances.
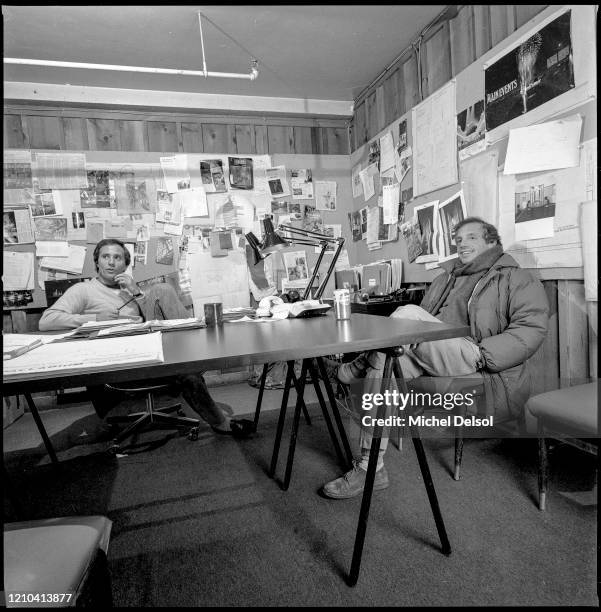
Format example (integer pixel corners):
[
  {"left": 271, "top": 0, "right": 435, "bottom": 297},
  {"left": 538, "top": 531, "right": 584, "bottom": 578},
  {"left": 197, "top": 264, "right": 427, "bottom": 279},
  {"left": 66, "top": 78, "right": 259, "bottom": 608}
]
[
  {"left": 4, "top": 331, "right": 165, "bottom": 378},
  {"left": 503, "top": 114, "right": 582, "bottom": 175}
]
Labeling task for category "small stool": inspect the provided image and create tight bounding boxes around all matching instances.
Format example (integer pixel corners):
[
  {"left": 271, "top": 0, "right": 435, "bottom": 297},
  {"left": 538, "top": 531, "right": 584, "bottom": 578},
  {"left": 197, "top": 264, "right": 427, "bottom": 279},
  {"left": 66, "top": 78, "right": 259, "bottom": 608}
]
[
  {"left": 105, "top": 382, "right": 200, "bottom": 452},
  {"left": 525, "top": 382, "right": 598, "bottom": 511},
  {"left": 4, "top": 516, "right": 113, "bottom": 607}
]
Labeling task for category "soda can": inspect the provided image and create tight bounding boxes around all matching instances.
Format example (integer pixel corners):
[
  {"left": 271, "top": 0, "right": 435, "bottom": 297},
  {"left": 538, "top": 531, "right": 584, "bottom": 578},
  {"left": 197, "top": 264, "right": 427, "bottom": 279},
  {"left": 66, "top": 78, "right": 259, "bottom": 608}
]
[{"left": 333, "top": 288, "right": 351, "bottom": 320}]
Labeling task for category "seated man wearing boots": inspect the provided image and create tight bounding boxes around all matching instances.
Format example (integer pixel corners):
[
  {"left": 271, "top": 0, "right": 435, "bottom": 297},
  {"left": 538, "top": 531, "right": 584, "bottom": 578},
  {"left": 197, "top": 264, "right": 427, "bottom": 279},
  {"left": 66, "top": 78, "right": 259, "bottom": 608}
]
[
  {"left": 39, "top": 238, "right": 253, "bottom": 438},
  {"left": 322, "top": 217, "right": 549, "bottom": 498}
]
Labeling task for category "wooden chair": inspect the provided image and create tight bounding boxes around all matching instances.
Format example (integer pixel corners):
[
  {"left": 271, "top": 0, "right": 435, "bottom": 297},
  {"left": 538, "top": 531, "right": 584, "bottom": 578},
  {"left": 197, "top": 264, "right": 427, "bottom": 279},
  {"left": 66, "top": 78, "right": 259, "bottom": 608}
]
[
  {"left": 4, "top": 516, "right": 113, "bottom": 607},
  {"left": 525, "top": 382, "right": 598, "bottom": 510}
]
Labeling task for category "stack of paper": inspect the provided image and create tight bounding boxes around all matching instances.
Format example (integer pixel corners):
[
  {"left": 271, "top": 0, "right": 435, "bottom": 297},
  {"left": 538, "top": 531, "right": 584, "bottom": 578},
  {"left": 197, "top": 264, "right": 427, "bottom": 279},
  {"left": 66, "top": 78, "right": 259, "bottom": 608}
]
[{"left": 4, "top": 332, "right": 165, "bottom": 378}]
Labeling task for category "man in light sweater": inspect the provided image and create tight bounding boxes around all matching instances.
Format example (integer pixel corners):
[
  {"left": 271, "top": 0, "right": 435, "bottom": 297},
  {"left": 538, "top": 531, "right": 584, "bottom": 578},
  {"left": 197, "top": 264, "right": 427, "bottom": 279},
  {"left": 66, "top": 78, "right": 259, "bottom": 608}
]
[{"left": 39, "top": 238, "right": 253, "bottom": 438}]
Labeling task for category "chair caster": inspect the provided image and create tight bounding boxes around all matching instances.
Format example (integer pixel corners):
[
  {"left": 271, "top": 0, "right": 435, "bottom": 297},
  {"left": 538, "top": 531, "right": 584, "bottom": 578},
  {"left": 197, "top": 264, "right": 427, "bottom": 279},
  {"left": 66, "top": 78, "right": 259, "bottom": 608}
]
[{"left": 188, "top": 427, "right": 199, "bottom": 441}]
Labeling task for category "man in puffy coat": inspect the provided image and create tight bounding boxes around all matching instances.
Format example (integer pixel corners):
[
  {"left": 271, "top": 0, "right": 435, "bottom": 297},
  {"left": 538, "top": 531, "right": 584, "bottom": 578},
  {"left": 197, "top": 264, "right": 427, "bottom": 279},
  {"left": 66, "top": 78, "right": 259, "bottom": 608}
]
[{"left": 322, "top": 217, "right": 549, "bottom": 499}]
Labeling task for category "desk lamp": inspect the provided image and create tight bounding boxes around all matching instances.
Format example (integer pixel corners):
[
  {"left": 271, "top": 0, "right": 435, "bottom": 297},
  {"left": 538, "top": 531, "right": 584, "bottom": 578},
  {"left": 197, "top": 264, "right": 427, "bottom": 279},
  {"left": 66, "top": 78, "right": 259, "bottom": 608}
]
[{"left": 248, "top": 217, "right": 345, "bottom": 317}]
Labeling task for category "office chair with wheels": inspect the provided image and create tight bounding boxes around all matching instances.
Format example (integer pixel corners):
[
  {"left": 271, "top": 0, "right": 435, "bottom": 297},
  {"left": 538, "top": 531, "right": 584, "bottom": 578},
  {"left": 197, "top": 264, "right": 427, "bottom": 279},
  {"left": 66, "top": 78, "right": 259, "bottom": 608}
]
[
  {"left": 105, "top": 292, "right": 201, "bottom": 452},
  {"left": 105, "top": 381, "right": 200, "bottom": 452}
]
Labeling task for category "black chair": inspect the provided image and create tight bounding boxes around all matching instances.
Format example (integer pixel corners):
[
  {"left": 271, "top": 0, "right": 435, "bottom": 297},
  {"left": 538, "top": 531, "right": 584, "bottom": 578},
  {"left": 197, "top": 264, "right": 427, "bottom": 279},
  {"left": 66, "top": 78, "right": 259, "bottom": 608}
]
[
  {"left": 105, "top": 296, "right": 200, "bottom": 451},
  {"left": 105, "top": 382, "right": 200, "bottom": 452},
  {"left": 410, "top": 373, "right": 535, "bottom": 481}
]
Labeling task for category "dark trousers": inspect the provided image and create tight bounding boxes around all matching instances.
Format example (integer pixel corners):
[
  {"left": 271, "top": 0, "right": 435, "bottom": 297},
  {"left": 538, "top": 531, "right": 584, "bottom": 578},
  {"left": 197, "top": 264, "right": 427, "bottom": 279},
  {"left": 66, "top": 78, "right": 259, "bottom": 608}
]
[
  {"left": 89, "top": 283, "right": 225, "bottom": 427},
  {"left": 88, "top": 373, "right": 225, "bottom": 427}
]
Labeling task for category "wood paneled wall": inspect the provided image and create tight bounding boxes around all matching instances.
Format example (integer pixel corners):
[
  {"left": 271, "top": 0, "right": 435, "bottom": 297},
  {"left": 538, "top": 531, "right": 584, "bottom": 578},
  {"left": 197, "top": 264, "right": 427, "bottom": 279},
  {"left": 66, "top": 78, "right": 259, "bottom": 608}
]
[
  {"left": 350, "top": 4, "right": 548, "bottom": 151},
  {"left": 4, "top": 107, "right": 350, "bottom": 156}
]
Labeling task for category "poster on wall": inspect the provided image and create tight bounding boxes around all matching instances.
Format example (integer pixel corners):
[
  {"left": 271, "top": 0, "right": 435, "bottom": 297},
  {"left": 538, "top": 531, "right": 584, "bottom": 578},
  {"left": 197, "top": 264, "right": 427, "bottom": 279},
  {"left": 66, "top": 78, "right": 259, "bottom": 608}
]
[
  {"left": 413, "top": 200, "right": 439, "bottom": 264},
  {"left": 484, "top": 10, "right": 574, "bottom": 131},
  {"left": 514, "top": 174, "right": 556, "bottom": 240},
  {"left": 457, "top": 100, "right": 486, "bottom": 160},
  {"left": 438, "top": 190, "right": 467, "bottom": 262}
]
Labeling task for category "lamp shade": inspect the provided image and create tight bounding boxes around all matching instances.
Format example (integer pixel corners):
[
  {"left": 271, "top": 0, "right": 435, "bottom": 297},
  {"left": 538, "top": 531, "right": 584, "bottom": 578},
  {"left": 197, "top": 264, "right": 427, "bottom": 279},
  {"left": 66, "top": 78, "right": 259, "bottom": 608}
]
[
  {"left": 261, "top": 217, "right": 289, "bottom": 253},
  {"left": 245, "top": 232, "right": 267, "bottom": 265}
]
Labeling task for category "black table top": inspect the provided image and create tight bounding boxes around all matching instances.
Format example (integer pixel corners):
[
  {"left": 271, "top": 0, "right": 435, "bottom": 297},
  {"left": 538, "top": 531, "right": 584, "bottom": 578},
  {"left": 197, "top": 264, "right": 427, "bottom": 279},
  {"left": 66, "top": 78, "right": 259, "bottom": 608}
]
[{"left": 3, "top": 313, "right": 469, "bottom": 394}]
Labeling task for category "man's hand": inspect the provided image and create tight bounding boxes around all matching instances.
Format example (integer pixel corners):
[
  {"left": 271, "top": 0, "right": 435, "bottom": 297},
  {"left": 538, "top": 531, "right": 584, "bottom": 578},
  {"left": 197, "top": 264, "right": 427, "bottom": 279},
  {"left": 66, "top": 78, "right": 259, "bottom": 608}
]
[
  {"left": 95, "top": 308, "right": 120, "bottom": 321},
  {"left": 113, "top": 273, "right": 139, "bottom": 296}
]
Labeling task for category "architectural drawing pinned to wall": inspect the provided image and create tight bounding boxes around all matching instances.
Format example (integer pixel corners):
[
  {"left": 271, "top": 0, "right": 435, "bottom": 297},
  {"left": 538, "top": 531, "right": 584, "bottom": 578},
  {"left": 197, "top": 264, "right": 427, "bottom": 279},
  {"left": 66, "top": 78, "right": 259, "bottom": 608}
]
[{"left": 412, "top": 80, "right": 458, "bottom": 197}]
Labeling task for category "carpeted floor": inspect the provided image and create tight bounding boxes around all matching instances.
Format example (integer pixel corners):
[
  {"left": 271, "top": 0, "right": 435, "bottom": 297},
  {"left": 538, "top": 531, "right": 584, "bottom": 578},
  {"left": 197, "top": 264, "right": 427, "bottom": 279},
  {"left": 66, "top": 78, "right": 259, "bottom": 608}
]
[{"left": 4, "top": 391, "right": 598, "bottom": 607}]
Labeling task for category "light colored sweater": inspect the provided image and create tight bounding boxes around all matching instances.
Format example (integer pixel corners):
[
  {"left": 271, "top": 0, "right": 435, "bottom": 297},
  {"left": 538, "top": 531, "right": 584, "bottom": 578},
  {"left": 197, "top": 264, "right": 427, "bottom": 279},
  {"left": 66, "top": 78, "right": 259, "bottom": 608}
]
[{"left": 38, "top": 278, "right": 145, "bottom": 330}]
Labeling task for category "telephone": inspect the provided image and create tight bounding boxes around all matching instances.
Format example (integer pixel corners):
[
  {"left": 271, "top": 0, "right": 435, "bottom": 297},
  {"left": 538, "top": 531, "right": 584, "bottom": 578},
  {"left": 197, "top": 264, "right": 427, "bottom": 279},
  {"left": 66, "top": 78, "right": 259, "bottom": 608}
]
[{"left": 256, "top": 295, "right": 284, "bottom": 318}]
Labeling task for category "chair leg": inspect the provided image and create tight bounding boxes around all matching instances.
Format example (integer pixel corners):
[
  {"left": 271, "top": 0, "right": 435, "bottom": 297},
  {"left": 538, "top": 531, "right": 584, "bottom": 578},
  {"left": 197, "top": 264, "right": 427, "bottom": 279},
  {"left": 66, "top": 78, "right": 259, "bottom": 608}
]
[
  {"left": 453, "top": 403, "right": 467, "bottom": 481},
  {"left": 538, "top": 420, "right": 548, "bottom": 511}
]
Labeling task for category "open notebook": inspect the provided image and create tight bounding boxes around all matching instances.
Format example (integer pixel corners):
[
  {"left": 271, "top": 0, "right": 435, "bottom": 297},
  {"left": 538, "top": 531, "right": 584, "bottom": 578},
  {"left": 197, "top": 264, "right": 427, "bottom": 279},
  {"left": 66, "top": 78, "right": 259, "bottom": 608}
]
[{"left": 3, "top": 331, "right": 164, "bottom": 379}]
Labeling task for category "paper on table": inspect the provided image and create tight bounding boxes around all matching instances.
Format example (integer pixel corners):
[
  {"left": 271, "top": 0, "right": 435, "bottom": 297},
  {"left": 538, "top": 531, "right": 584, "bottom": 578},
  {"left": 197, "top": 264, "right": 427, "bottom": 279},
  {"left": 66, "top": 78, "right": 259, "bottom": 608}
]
[
  {"left": 40, "top": 243, "right": 87, "bottom": 274},
  {"left": 503, "top": 115, "right": 582, "bottom": 175},
  {"left": 3, "top": 250, "right": 35, "bottom": 290},
  {"left": 4, "top": 331, "right": 165, "bottom": 378}
]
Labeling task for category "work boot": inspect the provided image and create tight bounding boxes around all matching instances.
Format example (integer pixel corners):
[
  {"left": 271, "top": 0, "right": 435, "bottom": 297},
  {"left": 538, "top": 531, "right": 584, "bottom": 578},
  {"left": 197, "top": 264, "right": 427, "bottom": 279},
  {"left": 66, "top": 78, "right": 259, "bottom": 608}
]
[{"left": 322, "top": 460, "right": 389, "bottom": 499}]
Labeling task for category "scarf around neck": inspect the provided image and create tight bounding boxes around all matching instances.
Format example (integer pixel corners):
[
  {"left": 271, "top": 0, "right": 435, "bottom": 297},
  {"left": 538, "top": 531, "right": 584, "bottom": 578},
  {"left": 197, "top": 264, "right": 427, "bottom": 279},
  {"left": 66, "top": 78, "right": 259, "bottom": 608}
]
[{"left": 424, "top": 244, "right": 504, "bottom": 323}]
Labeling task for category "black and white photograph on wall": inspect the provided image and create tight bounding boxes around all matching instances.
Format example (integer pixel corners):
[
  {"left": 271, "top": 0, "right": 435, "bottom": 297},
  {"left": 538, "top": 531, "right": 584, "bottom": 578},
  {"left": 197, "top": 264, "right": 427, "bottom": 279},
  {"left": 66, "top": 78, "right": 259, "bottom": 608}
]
[
  {"left": 414, "top": 200, "right": 439, "bottom": 263},
  {"left": 33, "top": 216, "right": 68, "bottom": 241},
  {"left": 3, "top": 289, "right": 34, "bottom": 308},
  {"left": 71, "top": 211, "right": 86, "bottom": 229},
  {"left": 438, "top": 190, "right": 467, "bottom": 261},
  {"left": 200, "top": 159, "right": 227, "bottom": 193},
  {"left": 457, "top": 100, "right": 486, "bottom": 158},
  {"left": 485, "top": 10, "right": 574, "bottom": 131},
  {"left": 348, "top": 210, "right": 362, "bottom": 242},
  {"left": 368, "top": 140, "right": 380, "bottom": 170},
  {"left": 514, "top": 175, "right": 557, "bottom": 241},
  {"left": 228, "top": 157, "right": 254, "bottom": 190},
  {"left": 270, "top": 200, "right": 289, "bottom": 215},
  {"left": 156, "top": 236, "right": 174, "bottom": 265},
  {"left": 283, "top": 251, "right": 309, "bottom": 281},
  {"left": 400, "top": 218, "right": 424, "bottom": 263},
  {"left": 30, "top": 190, "right": 58, "bottom": 216},
  {"left": 397, "top": 119, "right": 408, "bottom": 153},
  {"left": 3, "top": 211, "right": 18, "bottom": 244}
]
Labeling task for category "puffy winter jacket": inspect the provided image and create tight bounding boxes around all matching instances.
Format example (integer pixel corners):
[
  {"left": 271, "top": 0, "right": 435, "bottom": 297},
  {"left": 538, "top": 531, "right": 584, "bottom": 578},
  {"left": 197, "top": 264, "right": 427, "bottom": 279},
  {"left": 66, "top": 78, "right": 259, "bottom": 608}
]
[{"left": 421, "top": 252, "right": 549, "bottom": 420}]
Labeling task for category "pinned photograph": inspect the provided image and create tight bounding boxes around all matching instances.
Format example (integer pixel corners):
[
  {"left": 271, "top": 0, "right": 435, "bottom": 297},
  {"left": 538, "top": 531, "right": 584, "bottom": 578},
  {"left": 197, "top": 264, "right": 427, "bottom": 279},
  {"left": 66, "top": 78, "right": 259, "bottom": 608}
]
[
  {"left": 413, "top": 200, "right": 439, "bottom": 263},
  {"left": 438, "top": 190, "right": 467, "bottom": 261},
  {"left": 200, "top": 159, "right": 227, "bottom": 193},
  {"left": 156, "top": 236, "right": 174, "bottom": 265},
  {"left": 283, "top": 251, "right": 309, "bottom": 281}
]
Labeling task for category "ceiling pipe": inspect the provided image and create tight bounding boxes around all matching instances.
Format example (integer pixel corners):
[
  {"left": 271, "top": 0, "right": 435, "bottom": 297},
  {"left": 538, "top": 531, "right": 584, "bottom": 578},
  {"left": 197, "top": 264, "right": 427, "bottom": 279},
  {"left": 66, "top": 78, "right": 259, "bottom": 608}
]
[
  {"left": 4, "top": 13, "right": 259, "bottom": 82},
  {"left": 3, "top": 57, "right": 259, "bottom": 80}
]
